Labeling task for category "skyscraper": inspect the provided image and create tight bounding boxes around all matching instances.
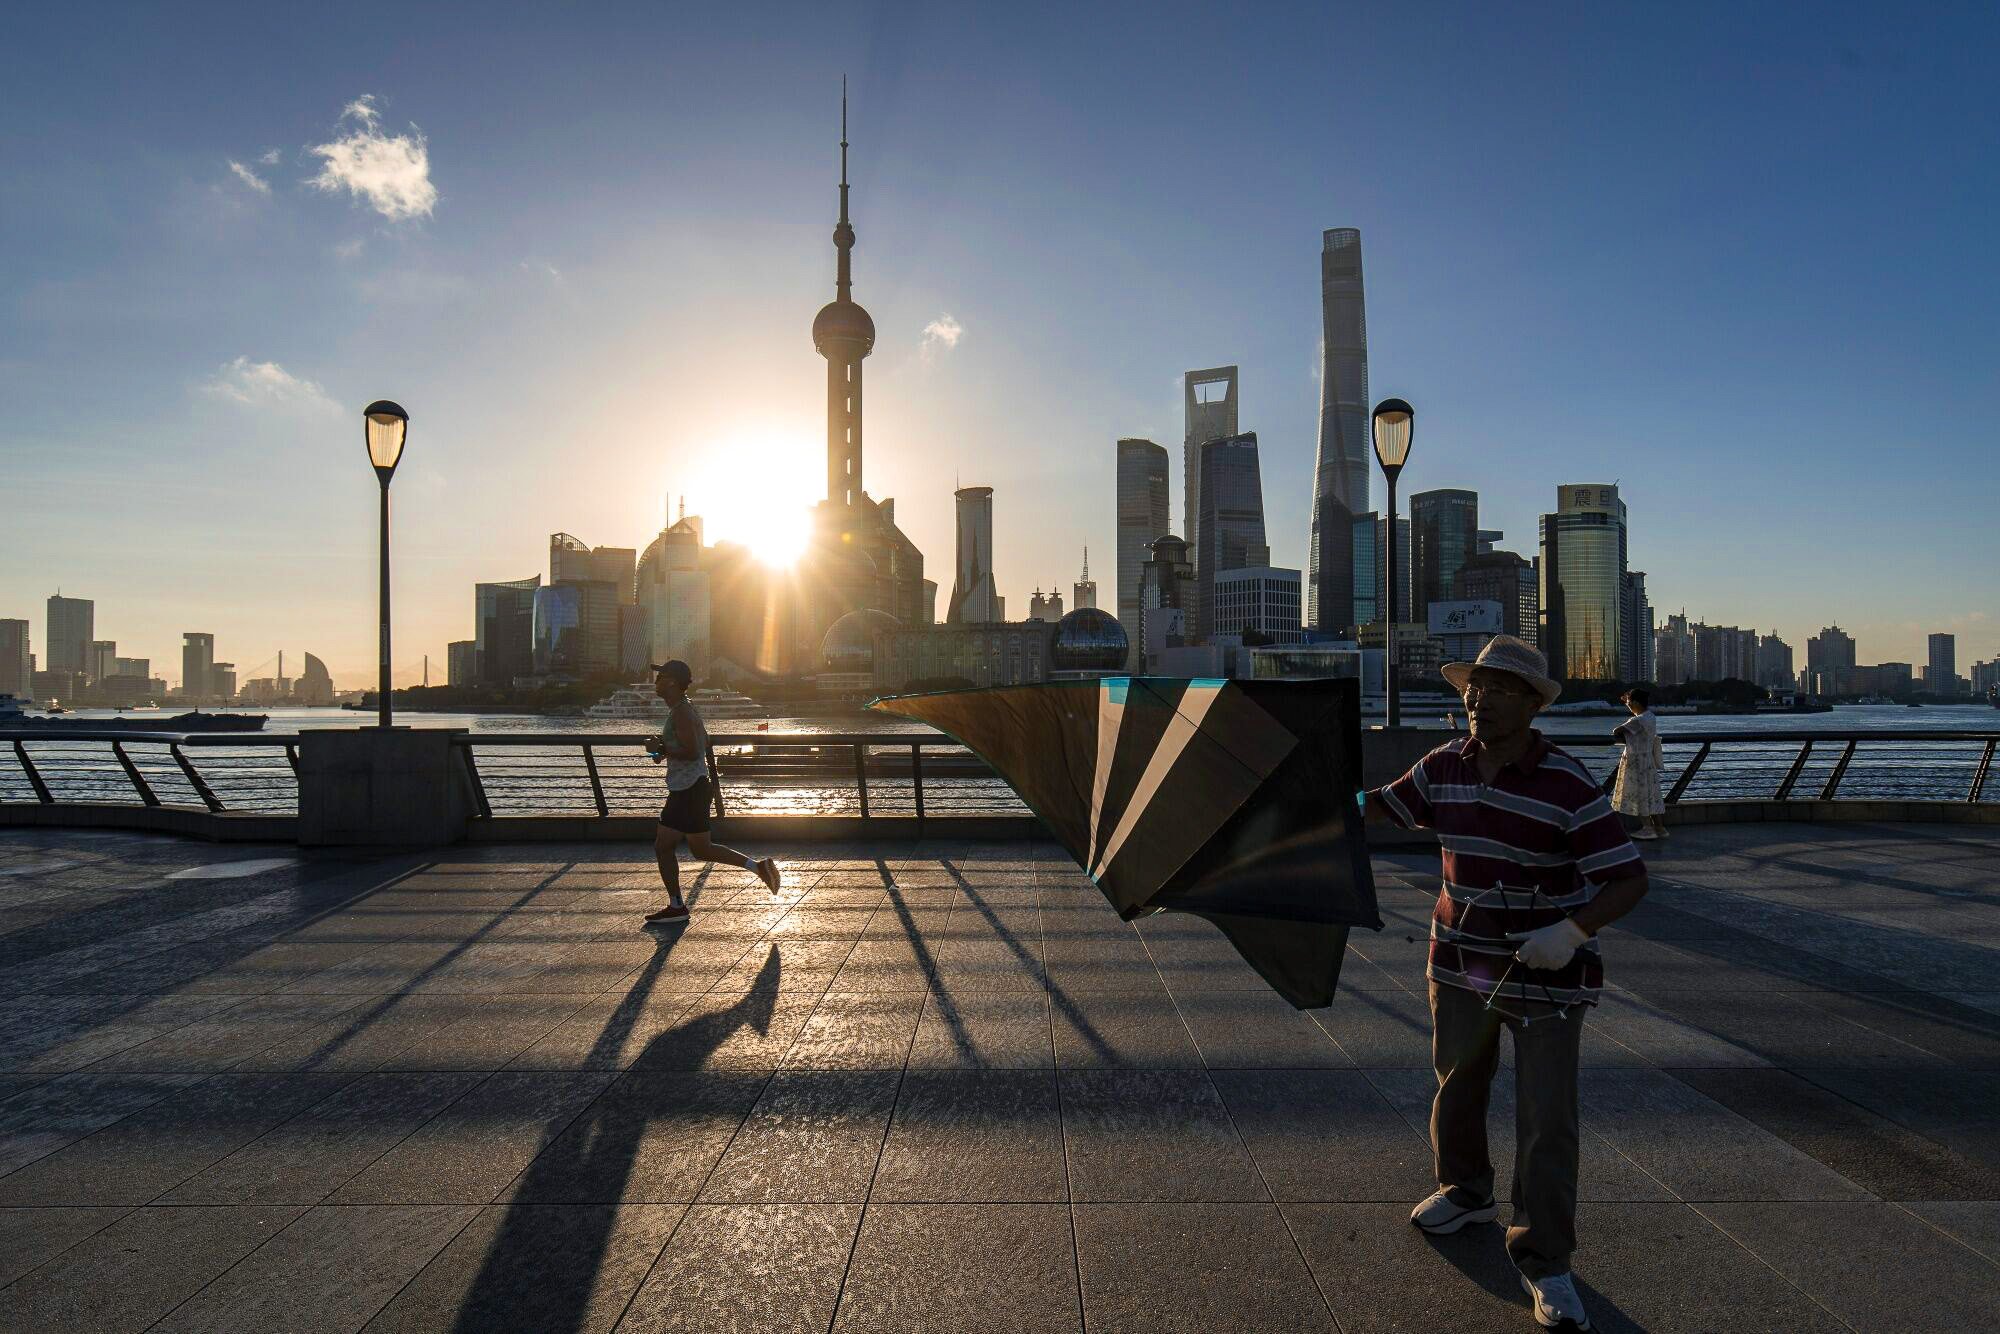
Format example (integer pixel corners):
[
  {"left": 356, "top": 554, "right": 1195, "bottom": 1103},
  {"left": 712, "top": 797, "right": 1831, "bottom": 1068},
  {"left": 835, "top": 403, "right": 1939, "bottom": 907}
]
[
  {"left": 45, "top": 595, "right": 93, "bottom": 676},
  {"left": 1193, "top": 433, "right": 1269, "bottom": 639},
  {"left": 1182, "top": 365, "right": 1238, "bottom": 634},
  {"left": 475, "top": 577, "right": 540, "bottom": 685},
  {"left": 638, "top": 516, "right": 711, "bottom": 678},
  {"left": 1621, "top": 571, "right": 1654, "bottom": 682},
  {"left": 1538, "top": 484, "right": 1628, "bottom": 681},
  {"left": 1115, "top": 438, "right": 1169, "bottom": 668},
  {"left": 1072, "top": 549, "right": 1097, "bottom": 612},
  {"left": 1453, "top": 551, "right": 1537, "bottom": 645},
  {"left": 1309, "top": 228, "right": 1369, "bottom": 632},
  {"left": 803, "top": 93, "right": 927, "bottom": 653},
  {"left": 550, "top": 533, "right": 637, "bottom": 604},
  {"left": 89, "top": 640, "right": 117, "bottom": 684},
  {"left": 1351, "top": 512, "right": 1409, "bottom": 627},
  {"left": 948, "top": 486, "right": 998, "bottom": 624},
  {"left": 181, "top": 632, "right": 215, "bottom": 699},
  {"left": 1137, "top": 534, "right": 1193, "bottom": 670},
  {"left": 0, "top": 619, "right": 29, "bottom": 697},
  {"left": 1410, "top": 489, "right": 1479, "bottom": 633},
  {"left": 1805, "top": 625, "right": 1857, "bottom": 694},
  {"left": 1928, "top": 632, "right": 1957, "bottom": 694}
]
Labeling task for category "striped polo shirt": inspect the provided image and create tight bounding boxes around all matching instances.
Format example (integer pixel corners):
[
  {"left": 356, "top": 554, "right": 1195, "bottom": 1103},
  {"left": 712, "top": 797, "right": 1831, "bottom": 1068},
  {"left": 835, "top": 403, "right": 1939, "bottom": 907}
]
[{"left": 1376, "top": 730, "right": 1644, "bottom": 1006}]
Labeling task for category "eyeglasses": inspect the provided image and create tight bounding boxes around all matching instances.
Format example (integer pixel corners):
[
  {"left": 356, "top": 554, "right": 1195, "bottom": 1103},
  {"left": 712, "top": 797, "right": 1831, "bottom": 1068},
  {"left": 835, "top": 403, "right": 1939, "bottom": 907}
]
[{"left": 1462, "top": 681, "right": 1536, "bottom": 702}]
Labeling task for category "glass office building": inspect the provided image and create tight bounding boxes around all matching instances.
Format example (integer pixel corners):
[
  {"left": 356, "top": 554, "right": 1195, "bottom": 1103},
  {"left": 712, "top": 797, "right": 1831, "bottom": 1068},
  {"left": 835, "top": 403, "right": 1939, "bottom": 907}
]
[
  {"left": 1115, "top": 438, "right": 1169, "bottom": 668},
  {"left": 1308, "top": 228, "right": 1369, "bottom": 631},
  {"left": 1194, "top": 433, "right": 1269, "bottom": 639},
  {"left": 1411, "top": 489, "right": 1478, "bottom": 631},
  {"left": 1539, "top": 484, "right": 1627, "bottom": 681}
]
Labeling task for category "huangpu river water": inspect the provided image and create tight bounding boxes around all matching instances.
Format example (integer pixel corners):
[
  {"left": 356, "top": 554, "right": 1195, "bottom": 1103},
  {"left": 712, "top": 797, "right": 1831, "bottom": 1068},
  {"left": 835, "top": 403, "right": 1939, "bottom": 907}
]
[{"left": 5, "top": 702, "right": 1996, "bottom": 816}]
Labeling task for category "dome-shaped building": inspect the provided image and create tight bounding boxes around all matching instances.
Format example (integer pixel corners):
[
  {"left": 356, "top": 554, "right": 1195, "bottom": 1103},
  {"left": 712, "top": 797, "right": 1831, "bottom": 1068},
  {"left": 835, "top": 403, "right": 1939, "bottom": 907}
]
[
  {"left": 1051, "top": 607, "right": 1129, "bottom": 675},
  {"left": 820, "top": 608, "right": 901, "bottom": 674}
]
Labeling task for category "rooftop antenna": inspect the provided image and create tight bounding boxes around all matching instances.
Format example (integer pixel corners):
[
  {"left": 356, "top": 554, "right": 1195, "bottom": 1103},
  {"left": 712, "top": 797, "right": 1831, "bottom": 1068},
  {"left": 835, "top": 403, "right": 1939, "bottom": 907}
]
[
  {"left": 678, "top": 495, "right": 686, "bottom": 523},
  {"left": 1081, "top": 547, "right": 1090, "bottom": 580}
]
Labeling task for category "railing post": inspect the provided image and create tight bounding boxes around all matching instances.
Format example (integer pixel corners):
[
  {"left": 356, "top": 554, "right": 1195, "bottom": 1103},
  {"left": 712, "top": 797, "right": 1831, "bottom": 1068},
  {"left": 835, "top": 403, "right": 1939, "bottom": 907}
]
[
  {"left": 13, "top": 740, "right": 52, "bottom": 804},
  {"left": 854, "top": 742, "right": 870, "bottom": 820},
  {"left": 1820, "top": 740, "right": 1858, "bottom": 800},
  {"left": 911, "top": 741, "right": 925, "bottom": 839},
  {"left": 284, "top": 743, "right": 299, "bottom": 774},
  {"left": 707, "top": 741, "right": 726, "bottom": 817},
  {"left": 1774, "top": 739, "right": 1813, "bottom": 801},
  {"left": 582, "top": 743, "right": 608, "bottom": 817},
  {"left": 111, "top": 741, "right": 160, "bottom": 807},
  {"left": 171, "top": 742, "right": 225, "bottom": 813},
  {"left": 1969, "top": 738, "right": 1996, "bottom": 803},
  {"left": 1665, "top": 740, "right": 1710, "bottom": 805},
  {"left": 458, "top": 741, "right": 493, "bottom": 819}
]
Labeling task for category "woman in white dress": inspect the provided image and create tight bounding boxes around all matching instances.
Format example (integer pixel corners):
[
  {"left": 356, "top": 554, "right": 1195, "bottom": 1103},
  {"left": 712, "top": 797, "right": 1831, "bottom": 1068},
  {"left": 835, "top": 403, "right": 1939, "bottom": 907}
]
[{"left": 1612, "top": 687, "right": 1667, "bottom": 839}]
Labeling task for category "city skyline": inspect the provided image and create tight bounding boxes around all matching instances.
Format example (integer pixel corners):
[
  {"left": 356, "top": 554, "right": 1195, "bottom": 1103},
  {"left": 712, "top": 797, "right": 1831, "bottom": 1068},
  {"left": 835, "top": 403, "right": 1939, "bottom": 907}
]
[{"left": 5, "top": 5, "right": 1998, "bottom": 685}]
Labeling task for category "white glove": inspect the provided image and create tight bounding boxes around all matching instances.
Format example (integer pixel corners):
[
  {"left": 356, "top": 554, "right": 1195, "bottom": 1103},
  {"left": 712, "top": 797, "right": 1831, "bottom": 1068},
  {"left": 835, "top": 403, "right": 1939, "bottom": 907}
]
[{"left": 1513, "top": 918, "right": 1589, "bottom": 971}]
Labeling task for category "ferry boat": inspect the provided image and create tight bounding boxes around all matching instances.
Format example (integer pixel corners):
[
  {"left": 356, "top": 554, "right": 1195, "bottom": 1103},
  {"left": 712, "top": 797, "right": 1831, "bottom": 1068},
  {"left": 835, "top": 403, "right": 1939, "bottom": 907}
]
[
  {"left": 0, "top": 693, "right": 27, "bottom": 722},
  {"left": 584, "top": 684, "right": 764, "bottom": 720}
]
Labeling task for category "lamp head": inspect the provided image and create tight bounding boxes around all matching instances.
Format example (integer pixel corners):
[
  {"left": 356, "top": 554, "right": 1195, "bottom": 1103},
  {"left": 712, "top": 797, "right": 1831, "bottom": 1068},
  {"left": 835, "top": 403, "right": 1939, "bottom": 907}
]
[
  {"left": 1372, "top": 397, "right": 1414, "bottom": 473},
  {"left": 363, "top": 400, "right": 408, "bottom": 478}
]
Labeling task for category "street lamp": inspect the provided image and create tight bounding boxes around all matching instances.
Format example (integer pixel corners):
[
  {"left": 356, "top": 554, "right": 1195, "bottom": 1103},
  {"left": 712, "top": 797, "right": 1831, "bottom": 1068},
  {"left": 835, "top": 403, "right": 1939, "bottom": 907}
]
[
  {"left": 1372, "top": 398, "right": 1414, "bottom": 727},
  {"left": 363, "top": 400, "right": 408, "bottom": 729}
]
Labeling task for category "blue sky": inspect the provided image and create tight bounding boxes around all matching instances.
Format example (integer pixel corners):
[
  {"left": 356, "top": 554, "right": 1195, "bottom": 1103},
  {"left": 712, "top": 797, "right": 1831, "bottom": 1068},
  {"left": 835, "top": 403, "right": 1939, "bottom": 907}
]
[{"left": 4, "top": 2, "right": 1996, "bottom": 686}]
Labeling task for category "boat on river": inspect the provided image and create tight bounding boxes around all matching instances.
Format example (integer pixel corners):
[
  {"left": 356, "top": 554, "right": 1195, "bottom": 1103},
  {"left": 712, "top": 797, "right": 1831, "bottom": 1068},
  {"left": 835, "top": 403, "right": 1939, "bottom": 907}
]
[{"left": 585, "top": 685, "right": 765, "bottom": 721}]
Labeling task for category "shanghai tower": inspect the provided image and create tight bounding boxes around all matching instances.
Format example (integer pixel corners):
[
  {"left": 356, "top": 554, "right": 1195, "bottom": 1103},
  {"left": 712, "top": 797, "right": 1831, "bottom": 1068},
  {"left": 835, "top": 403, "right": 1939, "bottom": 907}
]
[{"left": 1307, "top": 227, "right": 1369, "bottom": 631}]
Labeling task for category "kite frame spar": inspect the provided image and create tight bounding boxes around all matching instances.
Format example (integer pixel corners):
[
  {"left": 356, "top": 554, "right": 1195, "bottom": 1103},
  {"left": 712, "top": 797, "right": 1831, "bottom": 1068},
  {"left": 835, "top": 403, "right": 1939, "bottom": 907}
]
[{"left": 1434, "top": 881, "right": 1588, "bottom": 1025}]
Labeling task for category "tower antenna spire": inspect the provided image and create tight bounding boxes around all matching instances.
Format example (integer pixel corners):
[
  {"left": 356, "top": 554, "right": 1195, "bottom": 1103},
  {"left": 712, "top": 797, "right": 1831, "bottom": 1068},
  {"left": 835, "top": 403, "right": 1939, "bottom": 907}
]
[{"left": 834, "top": 77, "right": 854, "bottom": 301}]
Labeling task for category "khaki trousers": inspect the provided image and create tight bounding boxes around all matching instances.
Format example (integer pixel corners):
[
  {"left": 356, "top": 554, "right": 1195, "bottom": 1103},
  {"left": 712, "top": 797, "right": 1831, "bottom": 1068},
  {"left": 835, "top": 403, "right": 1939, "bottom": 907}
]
[{"left": 1428, "top": 979, "right": 1585, "bottom": 1279}]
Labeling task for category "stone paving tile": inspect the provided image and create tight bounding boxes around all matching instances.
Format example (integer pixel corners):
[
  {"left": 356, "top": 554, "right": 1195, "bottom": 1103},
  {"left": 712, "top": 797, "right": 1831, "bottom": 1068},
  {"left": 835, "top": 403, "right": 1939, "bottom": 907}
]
[
  {"left": 0, "top": 1072, "right": 355, "bottom": 1206},
  {"left": 832, "top": 1203, "right": 1080, "bottom": 1333},
  {"left": 1287, "top": 1201, "right": 1850, "bottom": 1334},
  {"left": 1674, "top": 1067, "right": 2000, "bottom": 1201},
  {"left": 1797, "top": 1069, "right": 2000, "bottom": 1174},
  {"left": 1704, "top": 1199, "right": 2000, "bottom": 1332},
  {"left": 1212, "top": 1069, "right": 1433, "bottom": 1202},
  {"left": 329, "top": 1071, "right": 615, "bottom": 1205},
  {"left": 1310, "top": 986, "right": 1434, "bottom": 1068},
  {"left": 1174, "top": 991, "right": 1352, "bottom": 1068},
  {"left": 0, "top": 1203, "right": 308, "bottom": 1332},
  {"left": 507, "top": 1072, "right": 764, "bottom": 1204},
  {"left": 1792, "top": 988, "right": 2000, "bottom": 1068},
  {"left": 363, "top": 1202, "right": 682, "bottom": 1332},
  {"left": 228, "top": 993, "right": 484, "bottom": 1073},
  {"left": 907, "top": 992, "right": 1054, "bottom": 1069},
  {"left": 0, "top": 1071, "right": 203, "bottom": 1178},
  {"left": 1629, "top": 988, "right": 1950, "bottom": 1070},
  {"left": 1060, "top": 1070, "right": 1266, "bottom": 1202},
  {"left": 1580, "top": 990, "right": 1773, "bottom": 1067},
  {"left": 873, "top": 1070, "right": 1066, "bottom": 1203},
  {"left": 152, "top": 1203, "right": 477, "bottom": 1332},
  {"left": 1073, "top": 1203, "right": 1336, "bottom": 1332},
  {"left": 1578, "top": 1068, "right": 1873, "bottom": 1201},
  {"left": 160, "top": 1071, "right": 486, "bottom": 1205},
  {"left": 1050, "top": 990, "right": 1200, "bottom": 1068},
  {"left": 1905, "top": 1199, "right": 2000, "bottom": 1265},
  {"left": 698, "top": 1069, "right": 897, "bottom": 1203},
  {"left": 506, "top": 994, "right": 706, "bottom": 1071},
  {"left": 385, "top": 992, "right": 598, "bottom": 1070},
  {"left": 782, "top": 992, "right": 924, "bottom": 1070},
  {"left": 0, "top": 1204, "right": 132, "bottom": 1287},
  {"left": 615, "top": 1202, "right": 861, "bottom": 1334}
]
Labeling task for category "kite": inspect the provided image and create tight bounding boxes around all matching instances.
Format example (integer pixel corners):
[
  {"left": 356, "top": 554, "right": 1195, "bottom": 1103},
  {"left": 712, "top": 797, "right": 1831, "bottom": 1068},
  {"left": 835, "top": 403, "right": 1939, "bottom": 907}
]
[{"left": 869, "top": 676, "right": 1380, "bottom": 1008}]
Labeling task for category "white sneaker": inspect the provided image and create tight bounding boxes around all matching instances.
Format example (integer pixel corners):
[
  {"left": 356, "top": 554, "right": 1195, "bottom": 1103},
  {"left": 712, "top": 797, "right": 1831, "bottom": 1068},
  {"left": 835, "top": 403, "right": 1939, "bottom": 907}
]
[
  {"left": 1409, "top": 1189, "right": 1498, "bottom": 1235},
  {"left": 1520, "top": 1270, "right": 1591, "bottom": 1329}
]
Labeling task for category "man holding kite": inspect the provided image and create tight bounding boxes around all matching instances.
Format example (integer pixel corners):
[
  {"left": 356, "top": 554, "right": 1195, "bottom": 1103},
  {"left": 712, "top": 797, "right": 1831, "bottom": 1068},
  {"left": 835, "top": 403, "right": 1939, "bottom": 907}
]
[{"left": 1367, "top": 634, "right": 1648, "bottom": 1332}]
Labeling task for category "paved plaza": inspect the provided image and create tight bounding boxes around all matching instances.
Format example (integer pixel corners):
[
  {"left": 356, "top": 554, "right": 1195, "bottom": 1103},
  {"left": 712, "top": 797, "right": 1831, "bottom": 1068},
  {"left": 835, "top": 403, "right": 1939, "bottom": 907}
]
[{"left": 0, "top": 823, "right": 1997, "bottom": 1332}]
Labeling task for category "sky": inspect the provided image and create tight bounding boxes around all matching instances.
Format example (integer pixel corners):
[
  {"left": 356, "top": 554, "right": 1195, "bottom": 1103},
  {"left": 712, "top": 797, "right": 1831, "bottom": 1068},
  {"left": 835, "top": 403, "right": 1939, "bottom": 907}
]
[{"left": 4, "top": 1, "right": 1997, "bottom": 688}]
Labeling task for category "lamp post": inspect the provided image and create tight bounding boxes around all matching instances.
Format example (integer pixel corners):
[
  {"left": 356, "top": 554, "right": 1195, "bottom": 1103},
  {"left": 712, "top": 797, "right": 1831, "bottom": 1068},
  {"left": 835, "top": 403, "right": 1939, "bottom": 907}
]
[
  {"left": 1372, "top": 398, "right": 1413, "bottom": 727},
  {"left": 363, "top": 401, "right": 408, "bottom": 729}
]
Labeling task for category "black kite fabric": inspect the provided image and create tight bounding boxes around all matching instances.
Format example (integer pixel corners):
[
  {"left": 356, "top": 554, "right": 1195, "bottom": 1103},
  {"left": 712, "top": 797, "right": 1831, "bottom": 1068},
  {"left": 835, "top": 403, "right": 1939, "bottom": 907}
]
[{"left": 869, "top": 677, "right": 1380, "bottom": 1008}]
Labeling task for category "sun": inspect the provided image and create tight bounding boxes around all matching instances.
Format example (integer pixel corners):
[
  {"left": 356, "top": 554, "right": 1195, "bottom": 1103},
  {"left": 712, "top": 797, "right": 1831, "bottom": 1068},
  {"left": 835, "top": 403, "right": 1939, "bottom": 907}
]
[{"left": 680, "top": 428, "right": 819, "bottom": 567}]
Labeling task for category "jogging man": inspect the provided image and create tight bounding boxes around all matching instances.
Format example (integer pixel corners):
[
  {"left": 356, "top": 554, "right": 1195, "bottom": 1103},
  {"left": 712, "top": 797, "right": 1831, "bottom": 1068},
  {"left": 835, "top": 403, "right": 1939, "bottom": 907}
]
[
  {"left": 1366, "top": 634, "right": 1648, "bottom": 1331},
  {"left": 644, "top": 660, "right": 780, "bottom": 924}
]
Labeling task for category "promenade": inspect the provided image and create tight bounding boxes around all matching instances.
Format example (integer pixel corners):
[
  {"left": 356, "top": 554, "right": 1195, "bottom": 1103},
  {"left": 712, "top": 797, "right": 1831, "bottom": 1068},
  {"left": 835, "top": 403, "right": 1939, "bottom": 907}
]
[{"left": 1, "top": 823, "right": 1996, "bottom": 1332}]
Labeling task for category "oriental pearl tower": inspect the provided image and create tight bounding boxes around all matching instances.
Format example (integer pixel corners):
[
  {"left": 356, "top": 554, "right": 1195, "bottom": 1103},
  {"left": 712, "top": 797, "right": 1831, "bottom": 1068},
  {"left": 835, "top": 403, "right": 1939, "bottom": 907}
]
[{"left": 803, "top": 87, "right": 926, "bottom": 656}]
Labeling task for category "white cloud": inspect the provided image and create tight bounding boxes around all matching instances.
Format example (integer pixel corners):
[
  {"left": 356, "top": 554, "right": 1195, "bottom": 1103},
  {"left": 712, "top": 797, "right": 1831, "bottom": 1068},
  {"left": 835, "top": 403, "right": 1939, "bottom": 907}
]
[
  {"left": 307, "top": 94, "right": 437, "bottom": 222},
  {"left": 332, "top": 237, "right": 366, "bottom": 260},
  {"left": 519, "top": 258, "right": 564, "bottom": 284},
  {"left": 258, "top": 148, "right": 282, "bottom": 166},
  {"left": 201, "top": 357, "right": 336, "bottom": 412},
  {"left": 227, "top": 160, "right": 270, "bottom": 195},
  {"left": 921, "top": 312, "right": 964, "bottom": 354}
]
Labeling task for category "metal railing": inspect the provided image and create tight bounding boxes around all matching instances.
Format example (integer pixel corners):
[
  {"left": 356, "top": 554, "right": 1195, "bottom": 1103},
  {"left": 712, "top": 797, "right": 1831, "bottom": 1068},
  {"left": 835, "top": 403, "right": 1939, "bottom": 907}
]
[
  {"left": 452, "top": 733, "right": 1016, "bottom": 834},
  {"left": 4, "top": 727, "right": 1998, "bottom": 826},
  {"left": 0, "top": 730, "right": 298, "bottom": 814}
]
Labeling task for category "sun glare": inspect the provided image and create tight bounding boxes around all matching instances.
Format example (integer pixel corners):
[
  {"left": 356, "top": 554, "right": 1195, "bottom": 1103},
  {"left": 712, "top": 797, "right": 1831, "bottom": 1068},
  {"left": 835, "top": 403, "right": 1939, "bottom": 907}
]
[{"left": 679, "top": 429, "right": 818, "bottom": 567}]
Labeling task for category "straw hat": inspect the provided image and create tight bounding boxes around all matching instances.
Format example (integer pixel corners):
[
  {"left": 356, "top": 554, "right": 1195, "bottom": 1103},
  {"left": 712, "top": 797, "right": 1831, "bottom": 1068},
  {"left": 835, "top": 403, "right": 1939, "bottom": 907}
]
[{"left": 1439, "top": 634, "right": 1562, "bottom": 708}]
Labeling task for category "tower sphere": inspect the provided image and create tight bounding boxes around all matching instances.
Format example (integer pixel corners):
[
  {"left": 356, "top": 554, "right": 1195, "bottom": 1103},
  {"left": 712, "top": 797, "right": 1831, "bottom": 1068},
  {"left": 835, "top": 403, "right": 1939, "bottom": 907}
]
[{"left": 814, "top": 300, "right": 875, "bottom": 355}]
